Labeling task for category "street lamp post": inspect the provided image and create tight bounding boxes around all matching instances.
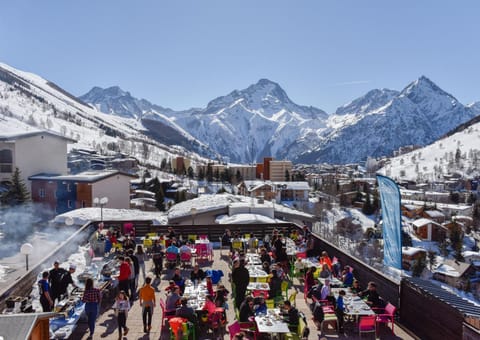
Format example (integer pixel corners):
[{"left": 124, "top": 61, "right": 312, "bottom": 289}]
[
  {"left": 20, "top": 243, "right": 33, "bottom": 271},
  {"left": 93, "top": 197, "right": 109, "bottom": 222}
]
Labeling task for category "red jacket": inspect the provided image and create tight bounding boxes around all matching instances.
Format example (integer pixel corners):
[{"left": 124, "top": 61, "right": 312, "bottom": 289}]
[{"left": 118, "top": 261, "right": 131, "bottom": 281}]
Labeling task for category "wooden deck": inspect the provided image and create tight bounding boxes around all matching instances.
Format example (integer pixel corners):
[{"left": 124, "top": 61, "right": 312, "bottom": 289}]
[{"left": 71, "top": 249, "right": 417, "bottom": 339}]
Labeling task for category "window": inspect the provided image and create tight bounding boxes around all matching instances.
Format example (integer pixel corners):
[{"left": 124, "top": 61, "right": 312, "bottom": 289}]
[
  {"left": 82, "top": 200, "right": 86, "bottom": 208},
  {"left": 0, "top": 149, "right": 13, "bottom": 173},
  {"left": 67, "top": 200, "right": 72, "bottom": 208},
  {"left": 39, "top": 188, "right": 45, "bottom": 198},
  {"left": 67, "top": 184, "right": 71, "bottom": 192}
]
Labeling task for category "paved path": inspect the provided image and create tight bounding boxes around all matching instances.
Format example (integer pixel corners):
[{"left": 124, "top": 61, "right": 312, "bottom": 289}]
[{"left": 71, "top": 249, "right": 416, "bottom": 339}]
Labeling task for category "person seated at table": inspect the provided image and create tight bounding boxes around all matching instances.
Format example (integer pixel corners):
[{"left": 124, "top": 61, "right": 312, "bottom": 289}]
[
  {"left": 290, "top": 229, "right": 299, "bottom": 242},
  {"left": 319, "top": 251, "right": 333, "bottom": 271},
  {"left": 282, "top": 300, "right": 299, "bottom": 332},
  {"left": 167, "top": 227, "right": 176, "bottom": 239},
  {"left": 305, "top": 236, "right": 316, "bottom": 258},
  {"left": 321, "top": 278, "right": 332, "bottom": 301},
  {"left": 239, "top": 296, "right": 255, "bottom": 322},
  {"left": 190, "top": 264, "right": 206, "bottom": 282},
  {"left": 221, "top": 229, "right": 232, "bottom": 250},
  {"left": 206, "top": 276, "right": 214, "bottom": 296},
  {"left": 319, "top": 264, "right": 331, "bottom": 279},
  {"left": 214, "top": 284, "right": 229, "bottom": 309},
  {"left": 358, "top": 281, "right": 383, "bottom": 308},
  {"left": 269, "top": 270, "right": 282, "bottom": 298},
  {"left": 341, "top": 265, "right": 354, "bottom": 287},
  {"left": 253, "top": 293, "right": 267, "bottom": 315},
  {"left": 165, "top": 280, "right": 179, "bottom": 293},
  {"left": 350, "top": 280, "right": 362, "bottom": 294},
  {"left": 176, "top": 297, "right": 199, "bottom": 333},
  {"left": 261, "top": 261, "right": 271, "bottom": 275},
  {"left": 179, "top": 243, "right": 191, "bottom": 254},
  {"left": 273, "top": 262, "right": 285, "bottom": 279},
  {"left": 166, "top": 241, "right": 179, "bottom": 255},
  {"left": 176, "top": 297, "right": 197, "bottom": 323},
  {"left": 165, "top": 286, "right": 182, "bottom": 315},
  {"left": 335, "top": 290, "right": 346, "bottom": 332},
  {"left": 304, "top": 266, "right": 317, "bottom": 293},
  {"left": 306, "top": 279, "right": 323, "bottom": 302},
  {"left": 294, "top": 257, "right": 306, "bottom": 278},
  {"left": 171, "top": 268, "right": 185, "bottom": 294},
  {"left": 203, "top": 294, "right": 217, "bottom": 315},
  {"left": 259, "top": 248, "right": 271, "bottom": 264}
]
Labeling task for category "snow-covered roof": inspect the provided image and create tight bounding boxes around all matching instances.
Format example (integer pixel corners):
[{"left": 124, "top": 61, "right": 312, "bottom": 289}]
[
  {"left": 134, "top": 189, "right": 155, "bottom": 196},
  {"left": 412, "top": 218, "right": 437, "bottom": 227},
  {"left": 434, "top": 263, "right": 461, "bottom": 277},
  {"left": 403, "top": 204, "right": 421, "bottom": 211},
  {"left": 424, "top": 210, "right": 445, "bottom": 218},
  {"left": 53, "top": 207, "right": 168, "bottom": 225},
  {"left": 29, "top": 170, "right": 135, "bottom": 182},
  {"left": 216, "top": 213, "right": 277, "bottom": 224},
  {"left": 167, "top": 194, "right": 241, "bottom": 219},
  {"left": 402, "top": 246, "right": 427, "bottom": 256}
]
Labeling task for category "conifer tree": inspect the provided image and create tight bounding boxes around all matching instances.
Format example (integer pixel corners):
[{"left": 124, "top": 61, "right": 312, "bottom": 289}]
[{"left": 0, "top": 167, "right": 30, "bottom": 205}]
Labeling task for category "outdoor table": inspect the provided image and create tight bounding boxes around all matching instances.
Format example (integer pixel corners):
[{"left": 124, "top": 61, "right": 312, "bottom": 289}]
[
  {"left": 255, "top": 309, "right": 291, "bottom": 334},
  {"left": 183, "top": 280, "right": 208, "bottom": 310},
  {"left": 318, "top": 277, "right": 343, "bottom": 287},
  {"left": 247, "top": 282, "right": 270, "bottom": 291},
  {"left": 246, "top": 253, "right": 262, "bottom": 265},
  {"left": 248, "top": 268, "right": 269, "bottom": 282}
]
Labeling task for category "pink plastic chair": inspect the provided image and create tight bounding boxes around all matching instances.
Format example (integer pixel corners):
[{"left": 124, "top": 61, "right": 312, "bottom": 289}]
[
  {"left": 373, "top": 302, "right": 396, "bottom": 334},
  {"left": 359, "top": 315, "right": 376, "bottom": 336},
  {"left": 180, "top": 251, "right": 192, "bottom": 268},
  {"left": 195, "top": 243, "right": 209, "bottom": 262}
]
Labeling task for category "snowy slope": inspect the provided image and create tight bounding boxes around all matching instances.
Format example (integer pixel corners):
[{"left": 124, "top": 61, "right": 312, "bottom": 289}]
[
  {"left": 0, "top": 62, "right": 208, "bottom": 170},
  {"left": 379, "top": 114, "right": 480, "bottom": 181}
]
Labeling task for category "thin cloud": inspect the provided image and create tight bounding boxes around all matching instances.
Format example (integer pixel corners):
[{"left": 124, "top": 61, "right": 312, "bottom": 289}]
[{"left": 331, "top": 80, "right": 371, "bottom": 87}]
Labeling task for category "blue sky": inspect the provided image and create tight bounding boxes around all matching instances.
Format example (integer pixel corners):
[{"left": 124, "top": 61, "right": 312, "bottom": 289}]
[{"left": 1, "top": 1, "right": 479, "bottom": 113}]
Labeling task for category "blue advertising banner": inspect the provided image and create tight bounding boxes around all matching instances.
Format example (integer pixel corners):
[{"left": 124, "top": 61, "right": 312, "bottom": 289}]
[{"left": 376, "top": 175, "right": 402, "bottom": 269}]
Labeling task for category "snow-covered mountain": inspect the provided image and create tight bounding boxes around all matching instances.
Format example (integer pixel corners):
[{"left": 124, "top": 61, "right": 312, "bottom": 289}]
[
  {"left": 84, "top": 79, "right": 329, "bottom": 163},
  {"left": 335, "top": 88, "right": 399, "bottom": 116},
  {"left": 295, "top": 76, "right": 478, "bottom": 164},
  {"left": 0, "top": 62, "right": 211, "bottom": 172},
  {"left": 85, "top": 76, "right": 478, "bottom": 165},
  {"left": 2, "top": 60, "right": 478, "bottom": 166}
]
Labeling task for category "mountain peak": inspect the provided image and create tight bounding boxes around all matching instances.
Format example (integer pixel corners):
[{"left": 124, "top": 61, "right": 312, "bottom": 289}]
[
  {"left": 401, "top": 75, "right": 458, "bottom": 105},
  {"left": 335, "top": 88, "right": 399, "bottom": 115}
]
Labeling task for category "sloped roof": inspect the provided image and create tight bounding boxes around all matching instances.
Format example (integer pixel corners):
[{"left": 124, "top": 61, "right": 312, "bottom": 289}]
[
  {"left": 29, "top": 170, "right": 136, "bottom": 182},
  {"left": 0, "top": 130, "right": 76, "bottom": 143},
  {"left": 404, "top": 277, "right": 480, "bottom": 318},
  {"left": 0, "top": 312, "right": 56, "bottom": 340}
]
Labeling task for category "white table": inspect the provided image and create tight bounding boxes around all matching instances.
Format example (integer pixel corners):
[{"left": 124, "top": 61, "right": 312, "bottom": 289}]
[
  {"left": 255, "top": 314, "right": 290, "bottom": 334},
  {"left": 331, "top": 288, "right": 374, "bottom": 316},
  {"left": 247, "top": 282, "right": 270, "bottom": 291}
]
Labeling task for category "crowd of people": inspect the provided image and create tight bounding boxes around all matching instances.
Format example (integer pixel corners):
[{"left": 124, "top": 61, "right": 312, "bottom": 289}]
[{"left": 38, "top": 223, "right": 389, "bottom": 339}]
